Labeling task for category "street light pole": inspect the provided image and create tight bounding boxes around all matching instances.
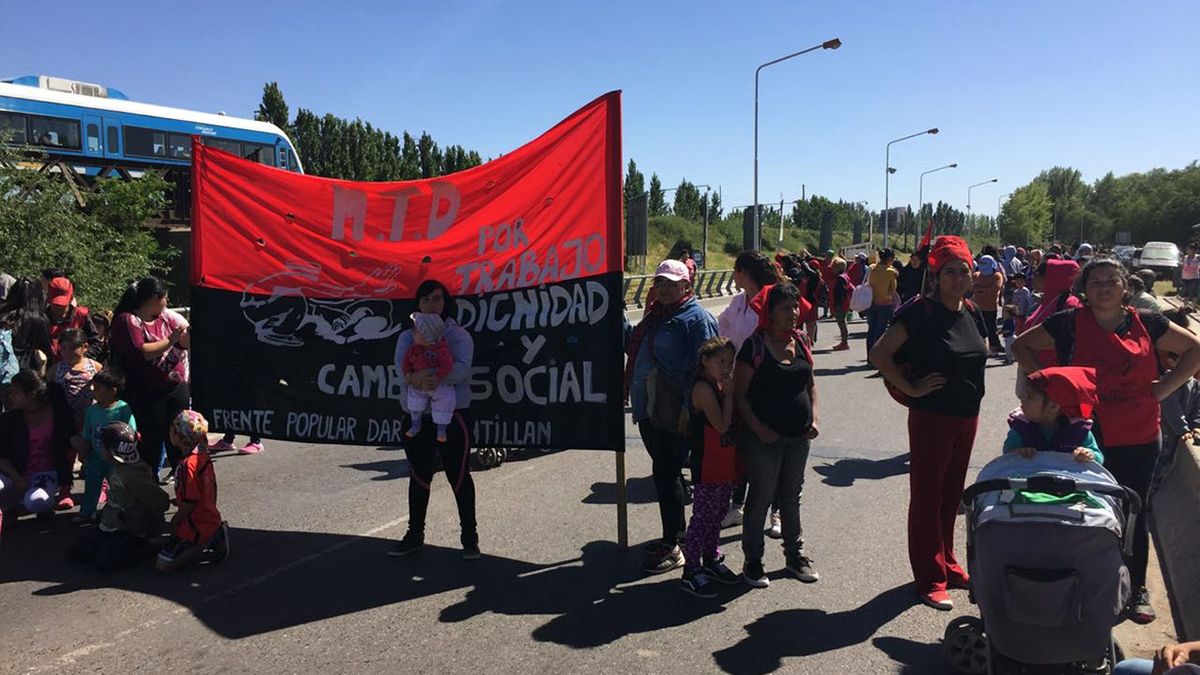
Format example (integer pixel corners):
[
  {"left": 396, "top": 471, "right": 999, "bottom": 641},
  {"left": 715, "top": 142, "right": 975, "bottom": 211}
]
[
  {"left": 966, "top": 178, "right": 998, "bottom": 236},
  {"left": 884, "top": 127, "right": 939, "bottom": 248},
  {"left": 753, "top": 38, "right": 841, "bottom": 251},
  {"left": 917, "top": 162, "right": 957, "bottom": 247}
]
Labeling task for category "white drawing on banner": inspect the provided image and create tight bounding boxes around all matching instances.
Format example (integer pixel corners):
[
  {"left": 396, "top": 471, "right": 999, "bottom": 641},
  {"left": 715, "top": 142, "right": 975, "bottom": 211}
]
[{"left": 240, "top": 261, "right": 406, "bottom": 347}]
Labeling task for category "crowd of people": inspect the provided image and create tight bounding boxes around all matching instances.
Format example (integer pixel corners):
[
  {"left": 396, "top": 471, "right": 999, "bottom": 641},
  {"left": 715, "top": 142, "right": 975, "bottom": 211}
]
[
  {"left": 3, "top": 237, "right": 1200, "bottom": 670},
  {"left": 0, "top": 271, "right": 231, "bottom": 573},
  {"left": 624, "top": 237, "right": 1200, "bottom": 670}
]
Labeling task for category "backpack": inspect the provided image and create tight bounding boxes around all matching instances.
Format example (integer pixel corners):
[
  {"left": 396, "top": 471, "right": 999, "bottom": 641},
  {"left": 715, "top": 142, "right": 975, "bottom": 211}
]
[{"left": 884, "top": 297, "right": 984, "bottom": 407}]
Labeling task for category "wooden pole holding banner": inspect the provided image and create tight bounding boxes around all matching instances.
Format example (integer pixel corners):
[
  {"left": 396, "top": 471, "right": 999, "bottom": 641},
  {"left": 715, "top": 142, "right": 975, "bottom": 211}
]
[{"left": 616, "top": 450, "right": 628, "bottom": 549}]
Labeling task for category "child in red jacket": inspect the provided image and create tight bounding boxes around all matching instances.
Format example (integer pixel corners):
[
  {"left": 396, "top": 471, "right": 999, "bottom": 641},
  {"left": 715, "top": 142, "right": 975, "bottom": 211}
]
[{"left": 403, "top": 313, "right": 455, "bottom": 442}]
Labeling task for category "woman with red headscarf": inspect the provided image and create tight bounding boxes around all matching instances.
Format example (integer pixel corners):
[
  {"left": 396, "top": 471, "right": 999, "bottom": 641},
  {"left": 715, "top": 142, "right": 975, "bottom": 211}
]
[
  {"left": 1012, "top": 257, "right": 1200, "bottom": 625},
  {"left": 869, "top": 236, "right": 989, "bottom": 611}
]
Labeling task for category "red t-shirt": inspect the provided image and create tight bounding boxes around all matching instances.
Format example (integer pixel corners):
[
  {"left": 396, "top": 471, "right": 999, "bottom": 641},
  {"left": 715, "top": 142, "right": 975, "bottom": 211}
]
[{"left": 174, "top": 451, "right": 222, "bottom": 544}]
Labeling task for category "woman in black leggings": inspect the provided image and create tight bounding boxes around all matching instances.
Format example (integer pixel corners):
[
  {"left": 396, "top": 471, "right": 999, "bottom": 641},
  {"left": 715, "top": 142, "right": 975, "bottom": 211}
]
[{"left": 388, "top": 279, "right": 478, "bottom": 559}]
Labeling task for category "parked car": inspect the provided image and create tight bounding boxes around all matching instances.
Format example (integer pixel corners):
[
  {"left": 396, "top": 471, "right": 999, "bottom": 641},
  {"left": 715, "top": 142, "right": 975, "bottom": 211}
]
[
  {"left": 1136, "top": 241, "right": 1181, "bottom": 281},
  {"left": 1112, "top": 245, "right": 1137, "bottom": 267}
]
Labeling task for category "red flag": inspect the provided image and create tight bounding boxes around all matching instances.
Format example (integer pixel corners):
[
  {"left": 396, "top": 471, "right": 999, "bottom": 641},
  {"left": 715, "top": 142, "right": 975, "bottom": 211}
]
[{"left": 918, "top": 220, "right": 935, "bottom": 252}]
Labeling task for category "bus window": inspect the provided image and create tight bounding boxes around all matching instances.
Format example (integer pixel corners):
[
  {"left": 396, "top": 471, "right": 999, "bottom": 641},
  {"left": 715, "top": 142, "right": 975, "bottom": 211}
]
[
  {"left": 124, "top": 126, "right": 167, "bottom": 158},
  {"left": 29, "top": 116, "right": 81, "bottom": 149},
  {"left": 0, "top": 111, "right": 28, "bottom": 144},
  {"left": 203, "top": 137, "right": 241, "bottom": 155},
  {"left": 168, "top": 133, "right": 192, "bottom": 160},
  {"left": 87, "top": 123, "right": 100, "bottom": 153},
  {"left": 107, "top": 126, "right": 119, "bottom": 153},
  {"left": 243, "top": 142, "right": 274, "bottom": 166},
  {"left": 287, "top": 148, "right": 298, "bottom": 172}
]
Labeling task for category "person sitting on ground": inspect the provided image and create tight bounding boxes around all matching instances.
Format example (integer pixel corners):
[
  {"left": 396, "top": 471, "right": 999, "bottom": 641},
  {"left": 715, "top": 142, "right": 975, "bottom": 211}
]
[
  {"left": 1113, "top": 640, "right": 1200, "bottom": 674},
  {"left": 679, "top": 337, "right": 742, "bottom": 598},
  {"left": 156, "top": 410, "right": 230, "bottom": 573},
  {"left": 66, "top": 421, "right": 168, "bottom": 572},
  {"left": 0, "top": 369, "right": 76, "bottom": 517},
  {"left": 53, "top": 328, "right": 102, "bottom": 431},
  {"left": 1006, "top": 366, "right": 1104, "bottom": 464},
  {"left": 71, "top": 369, "right": 136, "bottom": 524}
]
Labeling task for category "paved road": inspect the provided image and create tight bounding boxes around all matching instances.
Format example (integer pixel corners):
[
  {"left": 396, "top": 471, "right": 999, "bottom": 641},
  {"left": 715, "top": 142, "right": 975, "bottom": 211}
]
[{"left": 0, "top": 300, "right": 1174, "bottom": 674}]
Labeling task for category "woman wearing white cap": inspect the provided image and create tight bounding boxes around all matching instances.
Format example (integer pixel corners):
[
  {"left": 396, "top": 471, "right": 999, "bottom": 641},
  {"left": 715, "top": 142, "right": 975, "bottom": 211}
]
[{"left": 625, "top": 259, "right": 718, "bottom": 574}]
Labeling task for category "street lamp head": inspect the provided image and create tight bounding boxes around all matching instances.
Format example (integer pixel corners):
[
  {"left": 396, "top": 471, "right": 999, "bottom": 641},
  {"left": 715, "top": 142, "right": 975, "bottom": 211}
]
[
  {"left": 927, "top": 128, "right": 939, "bottom": 135},
  {"left": 949, "top": 163, "right": 958, "bottom": 168},
  {"left": 822, "top": 38, "right": 842, "bottom": 50},
  {"left": 887, "top": 167, "right": 897, "bottom": 174},
  {"left": 989, "top": 178, "right": 998, "bottom": 183}
]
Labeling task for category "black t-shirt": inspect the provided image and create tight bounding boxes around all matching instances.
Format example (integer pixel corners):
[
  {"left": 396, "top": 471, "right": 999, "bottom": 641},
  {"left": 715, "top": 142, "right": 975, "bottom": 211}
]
[
  {"left": 895, "top": 298, "right": 989, "bottom": 417},
  {"left": 737, "top": 335, "right": 813, "bottom": 437},
  {"left": 1041, "top": 307, "right": 1169, "bottom": 364}
]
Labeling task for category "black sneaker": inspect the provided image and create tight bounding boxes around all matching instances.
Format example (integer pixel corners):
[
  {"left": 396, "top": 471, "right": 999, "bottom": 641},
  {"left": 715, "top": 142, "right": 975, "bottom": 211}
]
[
  {"left": 702, "top": 558, "right": 741, "bottom": 585},
  {"left": 680, "top": 568, "right": 719, "bottom": 598},
  {"left": 387, "top": 534, "right": 425, "bottom": 557},
  {"left": 743, "top": 559, "right": 770, "bottom": 588},
  {"left": 642, "top": 545, "right": 685, "bottom": 575},
  {"left": 785, "top": 554, "right": 819, "bottom": 583},
  {"left": 462, "top": 545, "right": 481, "bottom": 561},
  {"left": 1127, "top": 587, "right": 1156, "bottom": 624}
]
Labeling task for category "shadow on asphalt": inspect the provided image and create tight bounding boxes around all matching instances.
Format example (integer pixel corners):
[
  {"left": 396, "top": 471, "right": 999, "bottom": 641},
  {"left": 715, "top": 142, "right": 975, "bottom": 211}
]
[
  {"left": 1, "top": 522, "right": 759, "bottom": 646},
  {"left": 812, "top": 363, "right": 875, "bottom": 377},
  {"left": 813, "top": 453, "right": 911, "bottom": 488},
  {"left": 711, "top": 583, "right": 916, "bottom": 675},
  {"left": 872, "top": 636, "right": 951, "bottom": 674},
  {"left": 581, "top": 475, "right": 658, "bottom": 505}
]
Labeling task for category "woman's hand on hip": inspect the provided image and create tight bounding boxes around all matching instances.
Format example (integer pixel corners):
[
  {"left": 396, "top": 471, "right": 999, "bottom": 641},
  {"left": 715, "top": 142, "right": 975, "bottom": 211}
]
[
  {"left": 806, "top": 422, "right": 820, "bottom": 440},
  {"left": 906, "top": 373, "right": 947, "bottom": 398}
]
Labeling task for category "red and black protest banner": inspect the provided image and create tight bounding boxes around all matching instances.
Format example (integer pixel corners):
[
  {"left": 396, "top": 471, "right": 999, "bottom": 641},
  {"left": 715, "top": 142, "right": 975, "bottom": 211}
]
[{"left": 189, "top": 92, "right": 624, "bottom": 450}]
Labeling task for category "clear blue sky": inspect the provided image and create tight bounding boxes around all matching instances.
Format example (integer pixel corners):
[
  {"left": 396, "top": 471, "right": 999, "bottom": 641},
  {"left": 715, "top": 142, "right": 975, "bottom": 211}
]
[{"left": 3, "top": 1, "right": 1197, "bottom": 217}]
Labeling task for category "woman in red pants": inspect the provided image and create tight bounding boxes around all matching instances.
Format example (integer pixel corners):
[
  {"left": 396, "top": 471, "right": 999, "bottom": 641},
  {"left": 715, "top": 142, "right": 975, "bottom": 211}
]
[
  {"left": 870, "top": 236, "right": 989, "bottom": 611},
  {"left": 1012, "top": 257, "right": 1200, "bottom": 624}
]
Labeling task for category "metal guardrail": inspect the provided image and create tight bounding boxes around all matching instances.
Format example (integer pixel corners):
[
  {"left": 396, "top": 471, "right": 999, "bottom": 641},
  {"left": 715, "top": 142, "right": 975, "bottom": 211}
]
[{"left": 622, "top": 269, "right": 737, "bottom": 308}]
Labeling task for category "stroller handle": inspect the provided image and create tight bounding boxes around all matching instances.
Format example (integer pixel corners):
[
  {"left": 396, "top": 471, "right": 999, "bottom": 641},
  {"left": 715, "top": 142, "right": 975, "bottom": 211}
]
[{"left": 962, "top": 476, "right": 1142, "bottom": 517}]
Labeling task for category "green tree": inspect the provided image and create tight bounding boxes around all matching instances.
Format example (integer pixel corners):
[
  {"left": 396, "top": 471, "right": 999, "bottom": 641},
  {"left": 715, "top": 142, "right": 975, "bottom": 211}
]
[
  {"left": 255, "top": 82, "right": 291, "bottom": 133},
  {"left": 673, "top": 179, "right": 702, "bottom": 222},
  {"left": 291, "top": 108, "right": 322, "bottom": 175},
  {"left": 648, "top": 173, "right": 666, "bottom": 217},
  {"left": 400, "top": 132, "right": 420, "bottom": 180},
  {"left": 0, "top": 145, "right": 174, "bottom": 309},
  {"left": 623, "top": 159, "right": 644, "bottom": 211},
  {"left": 999, "top": 182, "right": 1053, "bottom": 246}
]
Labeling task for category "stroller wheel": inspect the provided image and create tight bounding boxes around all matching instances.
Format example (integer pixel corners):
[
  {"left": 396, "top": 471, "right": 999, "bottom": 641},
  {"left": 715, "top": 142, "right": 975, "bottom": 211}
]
[
  {"left": 476, "top": 447, "right": 501, "bottom": 469},
  {"left": 942, "top": 616, "right": 988, "bottom": 675}
]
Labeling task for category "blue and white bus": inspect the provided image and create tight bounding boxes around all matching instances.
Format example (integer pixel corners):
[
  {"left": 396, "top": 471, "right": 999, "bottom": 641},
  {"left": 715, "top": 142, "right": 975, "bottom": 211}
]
[{"left": 0, "top": 75, "right": 302, "bottom": 176}]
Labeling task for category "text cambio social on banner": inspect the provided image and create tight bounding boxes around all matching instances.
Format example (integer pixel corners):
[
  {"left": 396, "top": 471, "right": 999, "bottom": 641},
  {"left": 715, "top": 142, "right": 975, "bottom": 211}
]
[{"left": 189, "top": 92, "right": 625, "bottom": 450}]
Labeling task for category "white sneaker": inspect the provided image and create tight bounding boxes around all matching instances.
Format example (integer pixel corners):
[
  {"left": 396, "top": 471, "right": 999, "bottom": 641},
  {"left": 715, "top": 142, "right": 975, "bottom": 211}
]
[
  {"left": 766, "top": 510, "right": 782, "bottom": 539},
  {"left": 720, "top": 505, "right": 744, "bottom": 530}
]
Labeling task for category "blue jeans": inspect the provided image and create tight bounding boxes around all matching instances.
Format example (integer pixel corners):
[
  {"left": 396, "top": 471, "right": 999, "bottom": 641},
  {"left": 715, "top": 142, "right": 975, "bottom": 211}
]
[
  {"left": 1112, "top": 659, "right": 1152, "bottom": 675},
  {"left": 865, "top": 304, "right": 894, "bottom": 357}
]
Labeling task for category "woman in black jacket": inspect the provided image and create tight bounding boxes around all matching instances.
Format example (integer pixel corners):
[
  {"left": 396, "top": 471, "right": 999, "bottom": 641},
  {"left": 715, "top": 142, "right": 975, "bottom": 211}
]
[{"left": 0, "top": 369, "right": 76, "bottom": 516}]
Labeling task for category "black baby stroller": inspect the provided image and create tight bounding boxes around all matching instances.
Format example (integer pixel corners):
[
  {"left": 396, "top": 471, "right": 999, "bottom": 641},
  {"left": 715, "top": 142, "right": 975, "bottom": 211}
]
[{"left": 943, "top": 453, "right": 1141, "bottom": 675}]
